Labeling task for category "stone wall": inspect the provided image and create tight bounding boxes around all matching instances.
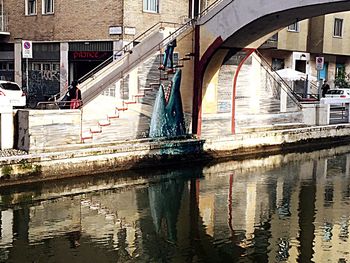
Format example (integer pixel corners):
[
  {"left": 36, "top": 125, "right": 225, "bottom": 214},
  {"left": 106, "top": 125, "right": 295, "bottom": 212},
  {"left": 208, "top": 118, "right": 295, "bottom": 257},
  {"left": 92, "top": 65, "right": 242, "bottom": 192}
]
[{"left": 16, "top": 109, "right": 82, "bottom": 153}]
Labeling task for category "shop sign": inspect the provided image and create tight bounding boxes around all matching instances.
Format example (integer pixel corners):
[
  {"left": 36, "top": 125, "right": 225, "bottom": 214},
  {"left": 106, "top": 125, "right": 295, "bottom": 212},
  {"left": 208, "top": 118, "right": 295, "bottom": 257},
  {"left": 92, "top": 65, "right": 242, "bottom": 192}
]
[{"left": 69, "top": 51, "right": 110, "bottom": 60}]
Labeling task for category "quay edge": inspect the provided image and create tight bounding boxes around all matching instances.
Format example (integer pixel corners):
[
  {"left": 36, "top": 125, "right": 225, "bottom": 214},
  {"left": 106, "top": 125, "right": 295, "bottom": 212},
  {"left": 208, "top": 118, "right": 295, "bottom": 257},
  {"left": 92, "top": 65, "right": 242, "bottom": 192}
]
[{"left": 2, "top": 124, "right": 350, "bottom": 187}]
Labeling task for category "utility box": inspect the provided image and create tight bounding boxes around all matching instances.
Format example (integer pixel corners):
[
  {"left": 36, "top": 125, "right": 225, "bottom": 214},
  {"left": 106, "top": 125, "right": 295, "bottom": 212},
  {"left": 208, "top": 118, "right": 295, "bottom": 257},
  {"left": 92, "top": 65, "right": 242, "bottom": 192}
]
[{"left": 0, "top": 104, "right": 14, "bottom": 150}]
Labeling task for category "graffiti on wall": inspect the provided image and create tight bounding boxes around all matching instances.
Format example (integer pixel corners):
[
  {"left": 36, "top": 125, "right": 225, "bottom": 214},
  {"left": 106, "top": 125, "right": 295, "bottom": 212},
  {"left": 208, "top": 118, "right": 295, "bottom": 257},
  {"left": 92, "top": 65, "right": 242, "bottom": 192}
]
[
  {"left": 22, "top": 69, "right": 60, "bottom": 107},
  {"left": 23, "top": 70, "right": 60, "bottom": 94}
]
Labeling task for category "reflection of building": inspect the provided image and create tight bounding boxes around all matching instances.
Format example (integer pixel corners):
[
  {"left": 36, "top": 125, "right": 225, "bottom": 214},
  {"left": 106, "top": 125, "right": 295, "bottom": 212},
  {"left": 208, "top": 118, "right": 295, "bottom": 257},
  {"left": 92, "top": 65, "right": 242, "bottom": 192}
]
[
  {"left": 0, "top": 188, "right": 141, "bottom": 262},
  {"left": 198, "top": 153, "right": 350, "bottom": 262},
  {"left": 0, "top": 209, "right": 13, "bottom": 248},
  {"left": 2, "top": 152, "right": 350, "bottom": 261},
  {"left": 312, "top": 154, "right": 350, "bottom": 262}
]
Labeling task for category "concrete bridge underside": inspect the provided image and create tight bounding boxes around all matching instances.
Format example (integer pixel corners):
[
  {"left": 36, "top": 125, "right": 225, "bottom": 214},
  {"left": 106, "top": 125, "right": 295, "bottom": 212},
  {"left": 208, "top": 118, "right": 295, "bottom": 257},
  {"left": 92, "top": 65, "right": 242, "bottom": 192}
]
[{"left": 193, "top": 0, "right": 350, "bottom": 135}]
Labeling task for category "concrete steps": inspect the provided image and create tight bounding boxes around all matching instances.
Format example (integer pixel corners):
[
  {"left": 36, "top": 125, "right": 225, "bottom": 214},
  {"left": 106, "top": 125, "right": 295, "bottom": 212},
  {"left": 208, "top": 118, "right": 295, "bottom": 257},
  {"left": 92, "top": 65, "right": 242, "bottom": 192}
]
[{"left": 201, "top": 111, "right": 304, "bottom": 138}]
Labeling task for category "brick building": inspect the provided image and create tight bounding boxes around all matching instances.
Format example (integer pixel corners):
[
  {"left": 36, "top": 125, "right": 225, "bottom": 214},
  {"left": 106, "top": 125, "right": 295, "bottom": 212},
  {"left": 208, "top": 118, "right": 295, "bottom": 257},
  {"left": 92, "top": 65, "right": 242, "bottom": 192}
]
[{"left": 0, "top": 0, "right": 189, "bottom": 100}]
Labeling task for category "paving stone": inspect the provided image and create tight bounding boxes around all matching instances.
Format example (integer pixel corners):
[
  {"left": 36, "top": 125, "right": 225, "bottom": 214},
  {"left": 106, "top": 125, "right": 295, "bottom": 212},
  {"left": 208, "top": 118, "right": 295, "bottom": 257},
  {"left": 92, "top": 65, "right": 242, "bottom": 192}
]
[{"left": 0, "top": 149, "right": 27, "bottom": 157}]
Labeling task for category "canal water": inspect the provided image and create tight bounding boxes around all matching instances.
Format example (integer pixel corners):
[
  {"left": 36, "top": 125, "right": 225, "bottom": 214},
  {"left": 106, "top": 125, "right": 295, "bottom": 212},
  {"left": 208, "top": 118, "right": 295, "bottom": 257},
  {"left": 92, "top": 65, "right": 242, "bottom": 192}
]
[{"left": 1, "top": 145, "right": 350, "bottom": 262}]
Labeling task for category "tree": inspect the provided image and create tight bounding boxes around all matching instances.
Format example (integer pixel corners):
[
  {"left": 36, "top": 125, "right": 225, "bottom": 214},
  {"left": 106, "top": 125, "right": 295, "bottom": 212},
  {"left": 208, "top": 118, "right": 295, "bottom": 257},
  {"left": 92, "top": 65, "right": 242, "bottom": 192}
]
[{"left": 334, "top": 69, "right": 350, "bottom": 89}]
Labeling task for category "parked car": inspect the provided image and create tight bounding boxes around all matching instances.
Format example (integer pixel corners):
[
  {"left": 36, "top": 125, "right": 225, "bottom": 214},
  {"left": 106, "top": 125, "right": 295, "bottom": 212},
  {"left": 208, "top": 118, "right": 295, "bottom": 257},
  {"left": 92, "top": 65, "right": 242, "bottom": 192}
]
[
  {"left": 325, "top": 88, "right": 350, "bottom": 99},
  {"left": 324, "top": 88, "right": 350, "bottom": 108},
  {"left": 0, "top": 80, "right": 26, "bottom": 107}
]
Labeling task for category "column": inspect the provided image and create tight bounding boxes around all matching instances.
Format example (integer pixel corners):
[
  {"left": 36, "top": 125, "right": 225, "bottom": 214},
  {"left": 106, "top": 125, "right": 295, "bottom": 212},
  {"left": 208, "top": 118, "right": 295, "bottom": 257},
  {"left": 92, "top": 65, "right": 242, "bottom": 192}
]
[
  {"left": 0, "top": 105, "right": 13, "bottom": 150},
  {"left": 14, "top": 40, "right": 22, "bottom": 85},
  {"left": 60, "top": 42, "right": 69, "bottom": 94}
]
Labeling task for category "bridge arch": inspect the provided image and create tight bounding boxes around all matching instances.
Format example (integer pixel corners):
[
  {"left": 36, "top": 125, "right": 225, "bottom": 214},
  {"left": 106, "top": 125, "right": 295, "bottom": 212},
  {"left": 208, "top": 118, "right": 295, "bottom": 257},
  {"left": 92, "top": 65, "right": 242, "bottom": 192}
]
[{"left": 193, "top": 0, "right": 350, "bottom": 135}]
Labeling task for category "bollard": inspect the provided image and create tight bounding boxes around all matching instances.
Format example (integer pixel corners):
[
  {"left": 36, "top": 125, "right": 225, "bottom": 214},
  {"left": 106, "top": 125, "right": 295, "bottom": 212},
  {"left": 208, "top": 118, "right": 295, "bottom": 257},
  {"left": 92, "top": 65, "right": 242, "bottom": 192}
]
[{"left": 0, "top": 104, "right": 14, "bottom": 150}]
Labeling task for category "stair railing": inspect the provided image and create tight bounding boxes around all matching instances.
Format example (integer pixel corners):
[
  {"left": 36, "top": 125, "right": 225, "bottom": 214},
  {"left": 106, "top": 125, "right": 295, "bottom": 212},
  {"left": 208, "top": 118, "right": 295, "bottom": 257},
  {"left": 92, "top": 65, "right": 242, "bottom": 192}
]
[
  {"left": 78, "top": 21, "right": 182, "bottom": 85},
  {"left": 255, "top": 50, "right": 302, "bottom": 109},
  {"left": 50, "top": 0, "right": 225, "bottom": 103},
  {"left": 82, "top": 19, "right": 196, "bottom": 104},
  {"left": 49, "top": 21, "right": 183, "bottom": 102},
  {"left": 79, "top": 0, "right": 226, "bottom": 86}
]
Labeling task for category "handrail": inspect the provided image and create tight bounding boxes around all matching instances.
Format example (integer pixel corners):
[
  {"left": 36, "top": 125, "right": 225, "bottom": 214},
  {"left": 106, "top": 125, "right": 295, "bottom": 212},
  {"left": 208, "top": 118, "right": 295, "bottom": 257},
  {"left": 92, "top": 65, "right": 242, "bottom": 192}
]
[
  {"left": 82, "top": 19, "right": 195, "bottom": 104},
  {"left": 77, "top": 21, "right": 182, "bottom": 85},
  {"left": 197, "top": 0, "right": 234, "bottom": 25},
  {"left": 51, "top": 0, "right": 224, "bottom": 103},
  {"left": 36, "top": 100, "right": 83, "bottom": 110},
  {"left": 51, "top": 21, "right": 182, "bottom": 102},
  {"left": 198, "top": 0, "right": 224, "bottom": 18},
  {"left": 75, "top": 0, "right": 225, "bottom": 86},
  {"left": 255, "top": 50, "right": 302, "bottom": 108}
]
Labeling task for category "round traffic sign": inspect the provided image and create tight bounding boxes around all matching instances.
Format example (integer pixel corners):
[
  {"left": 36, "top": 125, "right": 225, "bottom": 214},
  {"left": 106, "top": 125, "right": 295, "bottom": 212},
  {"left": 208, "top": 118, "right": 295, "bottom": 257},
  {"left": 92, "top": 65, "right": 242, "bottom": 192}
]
[{"left": 23, "top": 41, "right": 31, "bottom": 49}]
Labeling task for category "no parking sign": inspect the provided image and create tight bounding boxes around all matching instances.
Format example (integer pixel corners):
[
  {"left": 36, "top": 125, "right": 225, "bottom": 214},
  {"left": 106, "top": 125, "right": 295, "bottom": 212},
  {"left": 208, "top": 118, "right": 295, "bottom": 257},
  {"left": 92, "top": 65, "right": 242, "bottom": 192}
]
[
  {"left": 22, "top": 40, "right": 33, "bottom": 59},
  {"left": 316, "top": 56, "right": 324, "bottom": 70}
]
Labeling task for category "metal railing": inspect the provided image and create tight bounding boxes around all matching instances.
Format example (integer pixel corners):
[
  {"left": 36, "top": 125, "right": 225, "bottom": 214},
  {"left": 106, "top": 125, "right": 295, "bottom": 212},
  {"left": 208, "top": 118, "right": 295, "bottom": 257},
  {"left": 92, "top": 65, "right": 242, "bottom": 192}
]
[
  {"left": 36, "top": 100, "right": 83, "bottom": 110},
  {"left": 66, "top": 0, "right": 224, "bottom": 91},
  {"left": 82, "top": 19, "right": 195, "bottom": 104},
  {"left": 50, "top": 0, "right": 224, "bottom": 104},
  {"left": 255, "top": 50, "right": 302, "bottom": 109},
  {"left": 78, "top": 21, "right": 182, "bottom": 85},
  {"left": 197, "top": 0, "right": 225, "bottom": 18},
  {"left": 50, "top": 21, "right": 185, "bottom": 102}
]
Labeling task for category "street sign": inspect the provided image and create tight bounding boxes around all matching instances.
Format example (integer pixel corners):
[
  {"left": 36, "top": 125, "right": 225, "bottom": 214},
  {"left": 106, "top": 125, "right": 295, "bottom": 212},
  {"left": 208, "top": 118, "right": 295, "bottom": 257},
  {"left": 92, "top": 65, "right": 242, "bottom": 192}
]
[
  {"left": 316, "top": 56, "right": 324, "bottom": 71},
  {"left": 22, "top": 40, "right": 33, "bottom": 59}
]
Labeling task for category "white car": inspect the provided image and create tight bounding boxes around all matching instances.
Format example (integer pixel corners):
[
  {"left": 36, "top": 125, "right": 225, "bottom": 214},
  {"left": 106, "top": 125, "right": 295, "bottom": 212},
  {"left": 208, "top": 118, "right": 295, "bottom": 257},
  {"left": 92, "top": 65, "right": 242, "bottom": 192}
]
[
  {"left": 0, "top": 80, "right": 26, "bottom": 107},
  {"left": 325, "top": 88, "right": 350, "bottom": 99}
]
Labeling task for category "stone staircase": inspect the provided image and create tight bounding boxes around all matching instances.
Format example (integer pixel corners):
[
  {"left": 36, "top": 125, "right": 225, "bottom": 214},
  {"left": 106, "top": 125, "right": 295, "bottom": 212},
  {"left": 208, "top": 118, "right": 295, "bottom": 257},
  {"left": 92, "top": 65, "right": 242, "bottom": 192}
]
[{"left": 81, "top": 53, "right": 194, "bottom": 143}]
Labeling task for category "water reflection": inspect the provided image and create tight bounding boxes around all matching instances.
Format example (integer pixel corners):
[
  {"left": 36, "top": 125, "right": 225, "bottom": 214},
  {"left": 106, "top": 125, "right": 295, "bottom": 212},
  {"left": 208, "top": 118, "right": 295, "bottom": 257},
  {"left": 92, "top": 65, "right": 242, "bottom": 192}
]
[{"left": 2, "top": 146, "right": 350, "bottom": 262}]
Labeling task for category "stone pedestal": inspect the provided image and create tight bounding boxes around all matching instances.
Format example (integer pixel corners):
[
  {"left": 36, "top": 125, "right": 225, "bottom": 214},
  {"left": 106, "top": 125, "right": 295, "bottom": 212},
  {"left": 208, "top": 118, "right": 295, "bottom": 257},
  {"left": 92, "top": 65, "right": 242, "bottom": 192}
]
[{"left": 0, "top": 105, "right": 14, "bottom": 150}]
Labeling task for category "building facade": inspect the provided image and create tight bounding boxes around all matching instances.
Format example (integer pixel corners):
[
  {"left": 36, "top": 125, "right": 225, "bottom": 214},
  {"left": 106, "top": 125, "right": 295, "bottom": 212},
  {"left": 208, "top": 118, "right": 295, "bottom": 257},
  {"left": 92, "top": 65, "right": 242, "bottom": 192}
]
[
  {"left": 260, "top": 11, "right": 350, "bottom": 90},
  {"left": 0, "top": 0, "right": 189, "bottom": 99}
]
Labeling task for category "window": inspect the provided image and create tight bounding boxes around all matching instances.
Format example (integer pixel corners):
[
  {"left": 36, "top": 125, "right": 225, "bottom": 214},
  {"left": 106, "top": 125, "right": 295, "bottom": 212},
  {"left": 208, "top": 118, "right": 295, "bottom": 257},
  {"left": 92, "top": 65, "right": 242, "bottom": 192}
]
[
  {"left": 336, "top": 63, "right": 345, "bottom": 78},
  {"left": 287, "top": 22, "right": 299, "bottom": 32},
  {"left": 334, "top": 18, "right": 343, "bottom": 37},
  {"left": 32, "top": 63, "right": 42, "bottom": 71},
  {"left": 25, "top": 0, "right": 36, "bottom": 15},
  {"left": 42, "top": 0, "right": 54, "bottom": 14},
  {"left": 43, "top": 63, "right": 51, "bottom": 70},
  {"left": 272, "top": 58, "right": 284, "bottom": 71},
  {"left": 143, "top": 0, "right": 159, "bottom": 13}
]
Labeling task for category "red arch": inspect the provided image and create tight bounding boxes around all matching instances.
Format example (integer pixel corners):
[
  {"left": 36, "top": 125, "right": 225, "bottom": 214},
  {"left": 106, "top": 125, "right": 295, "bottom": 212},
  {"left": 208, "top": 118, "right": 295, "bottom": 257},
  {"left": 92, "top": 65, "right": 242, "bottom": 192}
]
[
  {"left": 192, "top": 28, "right": 223, "bottom": 136},
  {"left": 231, "top": 48, "right": 255, "bottom": 134}
]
